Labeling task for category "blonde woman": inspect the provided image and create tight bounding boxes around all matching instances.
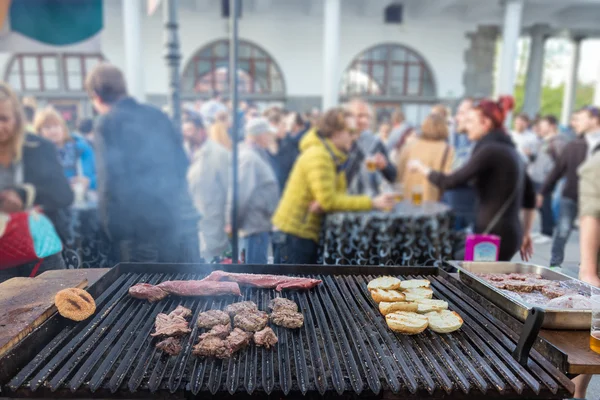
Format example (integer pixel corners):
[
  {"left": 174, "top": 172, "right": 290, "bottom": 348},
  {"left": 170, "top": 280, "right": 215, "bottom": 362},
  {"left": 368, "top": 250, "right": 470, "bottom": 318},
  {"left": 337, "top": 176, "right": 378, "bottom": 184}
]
[
  {"left": 0, "top": 83, "right": 72, "bottom": 281},
  {"left": 34, "top": 107, "right": 96, "bottom": 190},
  {"left": 397, "top": 114, "right": 454, "bottom": 202},
  {"left": 208, "top": 110, "right": 232, "bottom": 150}
]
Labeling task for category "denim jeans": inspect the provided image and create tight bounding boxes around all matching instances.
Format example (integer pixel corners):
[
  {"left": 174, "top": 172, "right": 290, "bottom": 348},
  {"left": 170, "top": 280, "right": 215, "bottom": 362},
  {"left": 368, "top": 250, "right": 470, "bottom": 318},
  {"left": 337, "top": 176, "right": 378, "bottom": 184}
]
[
  {"left": 534, "top": 182, "right": 555, "bottom": 236},
  {"left": 241, "top": 232, "right": 270, "bottom": 264},
  {"left": 278, "top": 234, "right": 319, "bottom": 265},
  {"left": 550, "top": 197, "right": 578, "bottom": 266}
]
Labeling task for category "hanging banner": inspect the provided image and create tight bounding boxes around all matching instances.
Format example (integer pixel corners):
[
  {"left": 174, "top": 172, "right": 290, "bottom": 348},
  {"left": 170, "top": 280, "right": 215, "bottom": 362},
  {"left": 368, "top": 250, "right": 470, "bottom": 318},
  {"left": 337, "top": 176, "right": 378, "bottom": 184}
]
[{"left": 9, "top": 0, "right": 103, "bottom": 46}]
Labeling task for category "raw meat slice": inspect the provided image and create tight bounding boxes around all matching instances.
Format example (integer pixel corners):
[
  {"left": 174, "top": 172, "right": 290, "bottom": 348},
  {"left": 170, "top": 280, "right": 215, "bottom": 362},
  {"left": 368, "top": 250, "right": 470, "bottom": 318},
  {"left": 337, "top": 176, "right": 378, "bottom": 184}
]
[
  {"left": 129, "top": 283, "right": 168, "bottom": 302},
  {"left": 157, "top": 280, "right": 241, "bottom": 297},
  {"left": 202, "top": 271, "right": 322, "bottom": 291}
]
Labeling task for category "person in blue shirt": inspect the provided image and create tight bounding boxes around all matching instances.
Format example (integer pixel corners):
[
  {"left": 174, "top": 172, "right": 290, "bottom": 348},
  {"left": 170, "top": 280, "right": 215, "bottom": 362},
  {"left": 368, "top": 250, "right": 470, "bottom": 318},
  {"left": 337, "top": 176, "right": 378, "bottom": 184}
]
[
  {"left": 443, "top": 98, "right": 477, "bottom": 230},
  {"left": 34, "top": 107, "right": 96, "bottom": 190}
]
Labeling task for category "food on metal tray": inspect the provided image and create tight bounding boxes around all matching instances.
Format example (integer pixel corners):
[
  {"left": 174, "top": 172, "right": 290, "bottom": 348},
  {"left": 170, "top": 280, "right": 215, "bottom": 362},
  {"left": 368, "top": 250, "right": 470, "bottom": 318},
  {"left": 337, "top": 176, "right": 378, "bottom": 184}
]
[
  {"left": 151, "top": 306, "right": 192, "bottom": 337},
  {"left": 199, "top": 324, "right": 231, "bottom": 340},
  {"left": 403, "top": 287, "right": 433, "bottom": 301},
  {"left": 271, "top": 309, "right": 304, "bottom": 329},
  {"left": 425, "top": 310, "right": 463, "bottom": 333},
  {"left": 367, "top": 276, "right": 401, "bottom": 291},
  {"left": 370, "top": 289, "right": 406, "bottom": 303},
  {"left": 541, "top": 285, "right": 576, "bottom": 299},
  {"left": 197, "top": 309, "right": 231, "bottom": 329},
  {"left": 379, "top": 301, "right": 418, "bottom": 315},
  {"left": 546, "top": 294, "right": 592, "bottom": 309},
  {"left": 226, "top": 301, "right": 258, "bottom": 316},
  {"left": 254, "top": 327, "right": 278, "bottom": 349},
  {"left": 269, "top": 297, "right": 298, "bottom": 313},
  {"left": 414, "top": 299, "right": 449, "bottom": 314},
  {"left": 157, "top": 280, "right": 242, "bottom": 297},
  {"left": 54, "top": 288, "right": 96, "bottom": 322},
  {"left": 399, "top": 279, "right": 431, "bottom": 290},
  {"left": 385, "top": 311, "right": 428, "bottom": 335},
  {"left": 201, "top": 270, "right": 322, "bottom": 291},
  {"left": 155, "top": 337, "right": 182, "bottom": 356},
  {"left": 129, "top": 283, "right": 169, "bottom": 302},
  {"left": 234, "top": 310, "right": 269, "bottom": 332}
]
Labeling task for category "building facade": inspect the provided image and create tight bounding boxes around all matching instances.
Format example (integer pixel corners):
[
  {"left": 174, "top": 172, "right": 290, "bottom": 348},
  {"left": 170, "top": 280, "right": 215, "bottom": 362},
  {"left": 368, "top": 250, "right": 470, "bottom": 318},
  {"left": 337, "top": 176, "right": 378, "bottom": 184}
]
[{"left": 0, "top": 0, "right": 599, "bottom": 126}]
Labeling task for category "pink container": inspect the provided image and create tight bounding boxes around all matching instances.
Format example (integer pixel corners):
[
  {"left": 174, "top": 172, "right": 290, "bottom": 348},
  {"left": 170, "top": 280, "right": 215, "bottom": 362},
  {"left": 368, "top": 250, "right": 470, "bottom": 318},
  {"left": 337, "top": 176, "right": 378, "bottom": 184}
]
[{"left": 464, "top": 234, "right": 501, "bottom": 261}]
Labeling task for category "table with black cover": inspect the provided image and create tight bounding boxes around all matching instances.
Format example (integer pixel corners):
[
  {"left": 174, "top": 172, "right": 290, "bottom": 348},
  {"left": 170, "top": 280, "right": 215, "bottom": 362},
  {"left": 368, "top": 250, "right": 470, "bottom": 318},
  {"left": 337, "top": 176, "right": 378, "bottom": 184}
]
[
  {"left": 320, "top": 201, "right": 453, "bottom": 266},
  {"left": 59, "top": 202, "right": 113, "bottom": 269}
]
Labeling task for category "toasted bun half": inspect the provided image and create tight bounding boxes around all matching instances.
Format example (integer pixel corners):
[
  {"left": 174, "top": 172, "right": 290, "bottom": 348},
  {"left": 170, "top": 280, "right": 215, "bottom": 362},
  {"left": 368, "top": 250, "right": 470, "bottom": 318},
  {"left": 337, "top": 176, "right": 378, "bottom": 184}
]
[
  {"left": 379, "top": 301, "right": 419, "bottom": 315},
  {"left": 404, "top": 287, "right": 434, "bottom": 301},
  {"left": 386, "top": 311, "right": 428, "bottom": 335},
  {"left": 367, "top": 276, "right": 401, "bottom": 291},
  {"left": 399, "top": 279, "right": 431, "bottom": 290},
  {"left": 370, "top": 289, "right": 406, "bottom": 303},
  {"left": 426, "top": 310, "right": 463, "bottom": 333},
  {"left": 415, "top": 299, "right": 448, "bottom": 314},
  {"left": 55, "top": 288, "right": 96, "bottom": 322}
]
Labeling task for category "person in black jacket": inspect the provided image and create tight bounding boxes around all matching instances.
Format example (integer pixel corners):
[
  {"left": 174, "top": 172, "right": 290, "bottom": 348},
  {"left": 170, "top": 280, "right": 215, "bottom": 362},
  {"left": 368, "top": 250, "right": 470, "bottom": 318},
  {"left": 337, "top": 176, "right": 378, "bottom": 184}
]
[
  {"left": 85, "top": 64, "right": 199, "bottom": 263},
  {"left": 274, "top": 112, "right": 309, "bottom": 190},
  {"left": 0, "top": 82, "right": 73, "bottom": 281},
  {"left": 409, "top": 97, "right": 536, "bottom": 262}
]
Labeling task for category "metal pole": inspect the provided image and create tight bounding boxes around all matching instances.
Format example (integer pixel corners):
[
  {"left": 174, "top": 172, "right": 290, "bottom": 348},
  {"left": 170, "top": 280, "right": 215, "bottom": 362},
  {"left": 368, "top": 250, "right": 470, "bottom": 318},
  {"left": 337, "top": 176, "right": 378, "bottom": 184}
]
[
  {"left": 230, "top": 0, "right": 240, "bottom": 263},
  {"left": 163, "top": 0, "right": 182, "bottom": 133}
]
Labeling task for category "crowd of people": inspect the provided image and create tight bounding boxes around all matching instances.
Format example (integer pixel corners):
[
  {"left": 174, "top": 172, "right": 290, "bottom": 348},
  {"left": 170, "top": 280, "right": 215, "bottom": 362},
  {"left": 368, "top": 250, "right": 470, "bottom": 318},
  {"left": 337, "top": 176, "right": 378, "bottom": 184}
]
[{"left": 0, "top": 63, "right": 598, "bottom": 283}]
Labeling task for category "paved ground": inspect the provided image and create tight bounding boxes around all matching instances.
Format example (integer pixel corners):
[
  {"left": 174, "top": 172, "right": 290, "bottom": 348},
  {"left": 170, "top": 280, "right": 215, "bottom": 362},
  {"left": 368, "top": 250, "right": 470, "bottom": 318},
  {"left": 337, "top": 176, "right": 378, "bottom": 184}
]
[{"left": 511, "top": 222, "right": 600, "bottom": 399}]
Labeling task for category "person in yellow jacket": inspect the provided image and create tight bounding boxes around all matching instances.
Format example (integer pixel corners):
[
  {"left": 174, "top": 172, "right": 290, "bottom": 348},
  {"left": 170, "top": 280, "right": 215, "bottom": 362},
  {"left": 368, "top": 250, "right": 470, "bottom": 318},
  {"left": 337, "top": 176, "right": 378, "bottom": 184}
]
[{"left": 272, "top": 108, "right": 395, "bottom": 264}]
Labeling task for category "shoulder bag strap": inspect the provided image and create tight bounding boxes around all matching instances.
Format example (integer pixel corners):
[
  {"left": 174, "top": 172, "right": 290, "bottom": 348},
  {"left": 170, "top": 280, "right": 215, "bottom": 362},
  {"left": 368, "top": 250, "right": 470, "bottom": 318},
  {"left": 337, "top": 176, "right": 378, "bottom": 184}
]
[
  {"left": 483, "top": 171, "right": 523, "bottom": 235},
  {"left": 439, "top": 144, "right": 450, "bottom": 171}
]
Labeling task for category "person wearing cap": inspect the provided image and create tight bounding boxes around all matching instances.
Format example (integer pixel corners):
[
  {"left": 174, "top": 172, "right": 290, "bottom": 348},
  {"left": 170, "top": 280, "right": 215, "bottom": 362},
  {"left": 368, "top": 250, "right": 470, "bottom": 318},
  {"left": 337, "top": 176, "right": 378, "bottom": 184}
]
[
  {"left": 184, "top": 113, "right": 230, "bottom": 262},
  {"left": 226, "top": 117, "right": 280, "bottom": 264},
  {"left": 409, "top": 96, "right": 536, "bottom": 262},
  {"left": 540, "top": 106, "right": 600, "bottom": 268}
]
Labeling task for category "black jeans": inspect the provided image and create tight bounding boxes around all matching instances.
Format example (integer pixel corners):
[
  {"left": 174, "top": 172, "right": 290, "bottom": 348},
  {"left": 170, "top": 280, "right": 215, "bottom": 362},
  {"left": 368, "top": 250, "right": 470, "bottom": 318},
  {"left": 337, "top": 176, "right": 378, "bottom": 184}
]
[
  {"left": 0, "top": 253, "right": 66, "bottom": 284},
  {"left": 534, "top": 182, "right": 555, "bottom": 236},
  {"left": 279, "top": 234, "right": 319, "bottom": 265}
]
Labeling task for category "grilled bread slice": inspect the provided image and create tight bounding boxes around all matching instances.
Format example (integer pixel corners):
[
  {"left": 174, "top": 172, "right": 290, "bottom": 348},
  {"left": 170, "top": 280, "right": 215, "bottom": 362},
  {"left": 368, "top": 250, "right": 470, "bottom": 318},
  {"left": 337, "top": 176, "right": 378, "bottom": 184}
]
[
  {"left": 426, "top": 310, "right": 463, "bottom": 333},
  {"left": 370, "top": 289, "right": 406, "bottom": 303},
  {"left": 379, "top": 301, "right": 419, "bottom": 315},
  {"left": 404, "top": 287, "right": 434, "bottom": 301},
  {"left": 367, "top": 276, "right": 401, "bottom": 291},
  {"left": 399, "top": 279, "right": 431, "bottom": 291},
  {"left": 386, "top": 311, "right": 428, "bottom": 335},
  {"left": 414, "top": 299, "right": 449, "bottom": 314}
]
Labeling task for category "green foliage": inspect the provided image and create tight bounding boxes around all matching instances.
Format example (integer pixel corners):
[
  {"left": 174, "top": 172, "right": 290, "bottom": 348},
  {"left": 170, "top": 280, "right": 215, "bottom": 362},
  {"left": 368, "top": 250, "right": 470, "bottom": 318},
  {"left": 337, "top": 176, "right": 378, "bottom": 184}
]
[{"left": 514, "top": 82, "right": 595, "bottom": 118}]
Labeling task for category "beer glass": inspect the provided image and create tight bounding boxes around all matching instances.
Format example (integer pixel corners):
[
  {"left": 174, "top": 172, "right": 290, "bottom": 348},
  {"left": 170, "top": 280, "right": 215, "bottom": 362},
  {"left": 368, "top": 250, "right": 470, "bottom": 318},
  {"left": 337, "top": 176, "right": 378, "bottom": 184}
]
[
  {"left": 365, "top": 157, "right": 377, "bottom": 172},
  {"left": 411, "top": 185, "right": 424, "bottom": 206},
  {"left": 590, "top": 286, "right": 600, "bottom": 354}
]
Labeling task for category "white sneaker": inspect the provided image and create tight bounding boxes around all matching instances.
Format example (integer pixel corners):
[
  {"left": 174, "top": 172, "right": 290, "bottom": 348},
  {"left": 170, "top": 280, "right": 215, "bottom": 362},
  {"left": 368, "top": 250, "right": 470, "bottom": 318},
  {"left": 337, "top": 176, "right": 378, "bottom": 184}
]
[
  {"left": 531, "top": 232, "right": 541, "bottom": 239},
  {"left": 534, "top": 235, "right": 552, "bottom": 244}
]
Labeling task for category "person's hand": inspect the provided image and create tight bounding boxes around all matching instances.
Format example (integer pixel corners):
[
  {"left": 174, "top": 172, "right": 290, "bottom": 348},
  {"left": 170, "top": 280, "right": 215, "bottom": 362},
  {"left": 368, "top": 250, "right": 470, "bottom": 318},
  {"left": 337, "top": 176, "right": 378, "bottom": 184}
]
[
  {"left": 536, "top": 194, "right": 543, "bottom": 209},
  {"left": 0, "top": 190, "right": 24, "bottom": 213},
  {"left": 579, "top": 270, "right": 600, "bottom": 287},
  {"left": 309, "top": 201, "right": 323, "bottom": 214},
  {"left": 71, "top": 176, "right": 90, "bottom": 189},
  {"left": 407, "top": 160, "right": 431, "bottom": 176},
  {"left": 372, "top": 193, "right": 395, "bottom": 211},
  {"left": 519, "top": 234, "right": 533, "bottom": 262},
  {"left": 373, "top": 153, "right": 387, "bottom": 170}
]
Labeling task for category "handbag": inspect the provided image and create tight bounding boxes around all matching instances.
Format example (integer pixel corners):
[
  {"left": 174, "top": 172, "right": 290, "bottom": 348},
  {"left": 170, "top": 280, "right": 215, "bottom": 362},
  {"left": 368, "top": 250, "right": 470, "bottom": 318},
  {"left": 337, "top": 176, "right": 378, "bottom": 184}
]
[
  {"left": 0, "top": 208, "right": 63, "bottom": 272},
  {"left": 0, "top": 162, "right": 63, "bottom": 275}
]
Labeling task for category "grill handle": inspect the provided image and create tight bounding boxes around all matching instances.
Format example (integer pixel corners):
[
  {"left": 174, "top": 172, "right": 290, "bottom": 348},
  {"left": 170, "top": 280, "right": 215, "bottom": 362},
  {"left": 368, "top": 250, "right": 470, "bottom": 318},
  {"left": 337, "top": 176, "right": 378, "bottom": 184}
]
[{"left": 512, "top": 306, "right": 545, "bottom": 367}]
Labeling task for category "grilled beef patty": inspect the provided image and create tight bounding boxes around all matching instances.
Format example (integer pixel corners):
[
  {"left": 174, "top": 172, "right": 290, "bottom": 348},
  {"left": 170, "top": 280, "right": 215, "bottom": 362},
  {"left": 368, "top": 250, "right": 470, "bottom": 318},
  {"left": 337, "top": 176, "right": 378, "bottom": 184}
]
[
  {"left": 227, "top": 328, "right": 253, "bottom": 353},
  {"left": 271, "top": 309, "right": 304, "bottom": 329},
  {"left": 254, "top": 327, "right": 278, "bottom": 349},
  {"left": 233, "top": 310, "right": 268, "bottom": 332},
  {"left": 225, "top": 301, "right": 258, "bottom": 316},
  {"left": 197, "top": 310, "right": 231, "bottom": 328},
  {"left": 268, "top": 297, "right": 298, "bottom": 313},
  {"left": 199, "top": 324, "right": 231, "bottom": 340},
  {"left": 192, "top": 336, "right": 231, "bottom": 359}
]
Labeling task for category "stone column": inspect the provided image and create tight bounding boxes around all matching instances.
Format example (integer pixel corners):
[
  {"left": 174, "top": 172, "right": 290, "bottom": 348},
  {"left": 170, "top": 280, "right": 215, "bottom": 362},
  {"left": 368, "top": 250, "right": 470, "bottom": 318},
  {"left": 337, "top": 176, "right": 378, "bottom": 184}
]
[
  {"left": 123, "top": 0, "right": 145, "bottom": 101},
  {"left": 463, "top": 25, "right": 499, "bottom": 98},
  {"left": 322, "top": 0, "right": 341, "bottom": 109},
  {"left": 522, "top": 25, "right": 549, "bottom": 118},
  {"left": 497, "top": 0, "right": 524, "bottom": 97},
  {"left": 561, "top": 36, "right": 584, "bottom": 126}
]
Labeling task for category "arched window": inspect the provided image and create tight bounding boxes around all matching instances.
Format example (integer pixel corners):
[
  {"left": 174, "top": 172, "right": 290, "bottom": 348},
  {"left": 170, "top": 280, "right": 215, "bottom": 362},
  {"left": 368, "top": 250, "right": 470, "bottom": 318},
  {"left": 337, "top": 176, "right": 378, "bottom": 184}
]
[
  {"left": 182, "top": 40, "right": 285, "bottom": 98},
  {"left": 341, "top": 44, "right": 436, "bottom": 98},
  {"left": 4, "top": 53, "right": 104, "bottom": 92}
]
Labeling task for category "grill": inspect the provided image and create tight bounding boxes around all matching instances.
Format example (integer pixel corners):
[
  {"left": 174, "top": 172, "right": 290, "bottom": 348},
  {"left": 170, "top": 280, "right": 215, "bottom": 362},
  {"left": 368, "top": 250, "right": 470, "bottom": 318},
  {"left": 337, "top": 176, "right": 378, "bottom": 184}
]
[{"left": 0, "top": 264, "right": 574, "bottom": 398}]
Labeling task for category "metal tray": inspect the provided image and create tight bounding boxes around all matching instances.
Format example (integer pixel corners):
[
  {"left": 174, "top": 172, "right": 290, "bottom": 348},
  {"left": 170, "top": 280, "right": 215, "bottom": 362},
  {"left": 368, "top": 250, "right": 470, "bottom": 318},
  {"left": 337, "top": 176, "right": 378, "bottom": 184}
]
[{"left": 450, "top": 261, "right": 592, "bottom": 330}]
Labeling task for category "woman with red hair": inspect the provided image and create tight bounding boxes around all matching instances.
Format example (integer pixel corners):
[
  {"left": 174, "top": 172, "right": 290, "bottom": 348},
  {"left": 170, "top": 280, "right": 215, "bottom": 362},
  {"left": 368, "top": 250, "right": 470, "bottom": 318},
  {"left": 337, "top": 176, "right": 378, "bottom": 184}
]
[{"left": 409, "top": 96, "right": 536, "bottom": 261}]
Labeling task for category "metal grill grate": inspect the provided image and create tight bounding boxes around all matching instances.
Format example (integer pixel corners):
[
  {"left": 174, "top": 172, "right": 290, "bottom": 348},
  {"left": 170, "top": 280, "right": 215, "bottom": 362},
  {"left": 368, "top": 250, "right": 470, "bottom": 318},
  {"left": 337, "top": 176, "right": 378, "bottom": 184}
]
[{"left": 3, "top": 266, "right": 573, "bottom": 398}]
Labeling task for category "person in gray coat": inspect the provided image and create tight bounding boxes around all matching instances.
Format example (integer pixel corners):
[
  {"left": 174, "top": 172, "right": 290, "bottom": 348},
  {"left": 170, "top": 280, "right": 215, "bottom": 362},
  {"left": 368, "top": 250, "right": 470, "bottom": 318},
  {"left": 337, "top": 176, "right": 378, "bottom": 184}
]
[{"left": 226, "top": 117, "right": 280, "bottom": 264}]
